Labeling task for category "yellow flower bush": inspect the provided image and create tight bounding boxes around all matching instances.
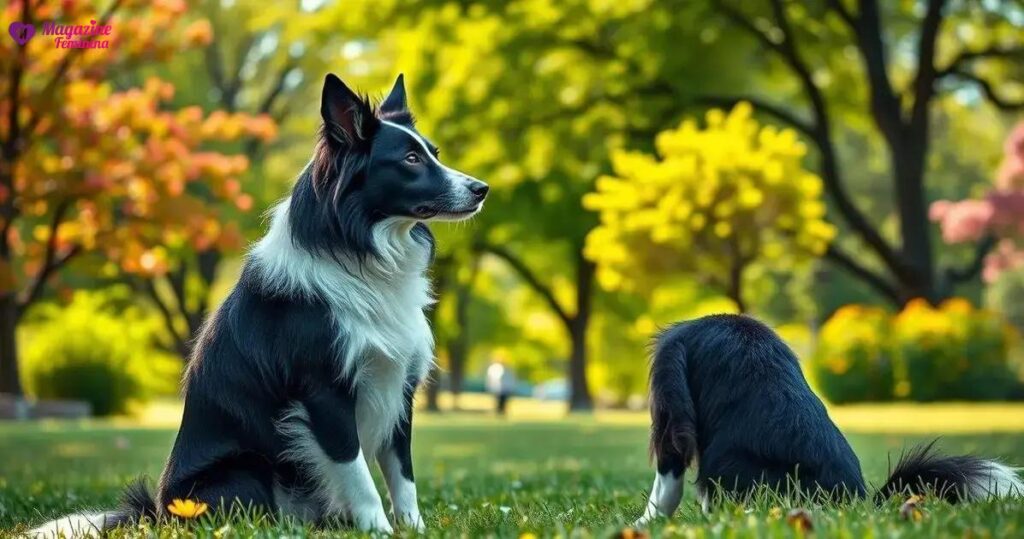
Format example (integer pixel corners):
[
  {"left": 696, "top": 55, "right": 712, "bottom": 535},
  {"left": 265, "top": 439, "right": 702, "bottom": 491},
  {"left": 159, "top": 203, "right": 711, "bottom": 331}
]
[
  {"left": 582, "top": 103, "right": 835, "bottom": 296},
  {"left": 810, "top": 305, "right": 894, "bottom": 403},
  {"left": 895, "top": 299, "right": 1018, "bottom": 401},
  {"left": 810, "top": 299, "right": 1021, "bottom": 402}
]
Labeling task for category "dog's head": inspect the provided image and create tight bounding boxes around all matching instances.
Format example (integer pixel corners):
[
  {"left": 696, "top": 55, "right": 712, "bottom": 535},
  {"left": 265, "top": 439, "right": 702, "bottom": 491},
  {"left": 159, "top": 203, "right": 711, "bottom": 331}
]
[{"left": 289, "top": 73, "right": 488, "bottom": 259}]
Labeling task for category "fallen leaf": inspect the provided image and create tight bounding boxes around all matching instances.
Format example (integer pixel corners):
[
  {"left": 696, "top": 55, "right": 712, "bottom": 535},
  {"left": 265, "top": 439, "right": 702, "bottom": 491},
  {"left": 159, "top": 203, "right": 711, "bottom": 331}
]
[
  {"left": 612, "top": 528, "right": 650, "bottom": 539},
  {"left": 786, "top": 508, "right": 814, "bottom": 533},
  {"left": 900, "top": 496, "right": 926, "bottom": 522}
]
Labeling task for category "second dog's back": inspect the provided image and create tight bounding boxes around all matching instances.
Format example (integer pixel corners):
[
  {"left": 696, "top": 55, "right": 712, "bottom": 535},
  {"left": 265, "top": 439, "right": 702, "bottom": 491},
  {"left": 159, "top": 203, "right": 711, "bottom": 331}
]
[{"left": 649, "top": 314, "right": 867, "bottom": 500}]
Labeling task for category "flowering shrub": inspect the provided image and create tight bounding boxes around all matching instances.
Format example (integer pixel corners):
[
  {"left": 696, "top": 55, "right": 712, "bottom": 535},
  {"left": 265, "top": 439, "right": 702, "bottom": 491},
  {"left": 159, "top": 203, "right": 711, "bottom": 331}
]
[
  {"left": 20, "top": 289, "right": 180, "bottom": 415},
  {"left": 810, "top": 305, "right": 894, "bottom": 403},
  {"left": 582, "top": 103, "right": 835, "bottom": 298},
  {"left": 931, "top": 122, "right": 1024, "bottom": 282},
  {"left": 811, "top": 299, "right": 1021, "bottom": 402}
]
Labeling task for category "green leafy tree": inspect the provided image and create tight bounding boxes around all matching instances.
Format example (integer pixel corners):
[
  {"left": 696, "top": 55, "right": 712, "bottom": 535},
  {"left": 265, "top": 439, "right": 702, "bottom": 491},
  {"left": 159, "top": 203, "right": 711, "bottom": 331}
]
[
  {"left": 696, "top": 0, "right": 1024, "bottom": 305},
  {"left": 324, "top": 0, "right": 743, "bottom": 411}
]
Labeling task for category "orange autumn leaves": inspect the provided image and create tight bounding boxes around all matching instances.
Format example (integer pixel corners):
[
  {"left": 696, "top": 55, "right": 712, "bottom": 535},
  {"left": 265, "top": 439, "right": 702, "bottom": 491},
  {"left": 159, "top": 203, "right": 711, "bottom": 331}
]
[{"left": 0, "top": 0, "right": 276, "bottom": 290}]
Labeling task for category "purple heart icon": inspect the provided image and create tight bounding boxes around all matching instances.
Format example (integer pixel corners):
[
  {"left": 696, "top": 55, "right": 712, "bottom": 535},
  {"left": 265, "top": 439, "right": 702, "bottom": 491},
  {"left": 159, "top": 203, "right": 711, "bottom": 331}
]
[{"left": 8, "top": 22, "right": 35, "bottom": 46}]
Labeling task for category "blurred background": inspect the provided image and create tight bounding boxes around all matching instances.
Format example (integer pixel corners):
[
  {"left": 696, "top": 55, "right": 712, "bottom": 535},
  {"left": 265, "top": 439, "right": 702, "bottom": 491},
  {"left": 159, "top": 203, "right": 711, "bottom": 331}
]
[{"left": 2, "top": 0, "right": 1024, "bottom": 420}]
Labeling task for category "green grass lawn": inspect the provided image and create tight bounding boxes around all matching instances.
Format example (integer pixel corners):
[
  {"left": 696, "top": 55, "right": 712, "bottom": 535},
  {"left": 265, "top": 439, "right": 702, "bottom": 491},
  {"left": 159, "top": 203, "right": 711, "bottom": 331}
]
[{"left": 1, "top": 411, "right": 1023, "bottom": 537}]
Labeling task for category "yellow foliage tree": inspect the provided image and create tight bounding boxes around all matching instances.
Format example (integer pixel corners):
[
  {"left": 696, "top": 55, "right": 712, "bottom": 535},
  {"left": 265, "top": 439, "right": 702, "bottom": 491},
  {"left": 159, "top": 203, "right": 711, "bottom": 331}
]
[{"left": 583, "top": 103, "right": 835, "bottom": 311}]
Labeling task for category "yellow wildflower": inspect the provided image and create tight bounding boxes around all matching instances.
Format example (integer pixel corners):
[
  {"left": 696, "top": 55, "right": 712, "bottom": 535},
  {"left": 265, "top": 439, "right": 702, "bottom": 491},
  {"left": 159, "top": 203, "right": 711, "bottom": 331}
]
[{"left": 167, "top": 498, "right": 208, "bottom": 519}]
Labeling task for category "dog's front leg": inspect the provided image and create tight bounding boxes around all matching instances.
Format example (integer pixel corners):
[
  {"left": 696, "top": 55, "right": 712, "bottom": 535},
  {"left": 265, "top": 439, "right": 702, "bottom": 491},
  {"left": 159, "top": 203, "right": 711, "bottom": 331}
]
[
  {"left": 285, "top": 389, "right": 392, "bottom": 534},
  {"left": 376, "top": 376, "right": 425, "bottom": 532}
]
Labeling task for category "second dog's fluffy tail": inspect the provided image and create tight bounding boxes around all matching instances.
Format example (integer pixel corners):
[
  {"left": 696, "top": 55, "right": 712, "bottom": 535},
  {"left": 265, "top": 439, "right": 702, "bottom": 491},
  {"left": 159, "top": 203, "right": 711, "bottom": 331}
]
[
  {"left": 876, "top": 441, "right": 1024, "bottom": 503},
  {"left": 649, "top": 336, "right": 698, "bottom": 468},
  {"left": 26, "top": 479, "right": 158, "bottom": 538}
]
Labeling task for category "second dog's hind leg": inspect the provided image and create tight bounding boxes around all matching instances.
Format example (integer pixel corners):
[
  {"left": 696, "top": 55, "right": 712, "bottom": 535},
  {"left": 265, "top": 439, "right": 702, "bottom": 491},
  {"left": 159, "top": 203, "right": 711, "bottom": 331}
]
[
  {"left": 637, "top": 332, "right": 698, "bottom": 526},
  {"left": 636, "top": 468, "right": 685, "bottom": 527}
]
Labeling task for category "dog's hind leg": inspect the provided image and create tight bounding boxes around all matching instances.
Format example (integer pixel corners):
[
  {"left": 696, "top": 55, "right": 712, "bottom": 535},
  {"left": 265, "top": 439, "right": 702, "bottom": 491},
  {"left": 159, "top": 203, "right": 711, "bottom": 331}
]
[
  {"left": 636, "top": 335, "right": 697, "bottom": 526},
  {"left": 175, "top": 456, "right": 277, "bottom": 516},
  {"left": 278, "top": 388, "right": 392, "bottom": 533},
  {"left": 636, "top": 467, "right": 685, "bottom": 527}
]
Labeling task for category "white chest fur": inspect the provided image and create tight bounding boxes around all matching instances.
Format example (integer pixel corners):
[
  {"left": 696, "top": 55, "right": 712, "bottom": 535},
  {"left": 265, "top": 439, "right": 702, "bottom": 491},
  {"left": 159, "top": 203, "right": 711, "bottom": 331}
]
[{"left": 253, "top": 202, "right": 435, "bottom": 455}]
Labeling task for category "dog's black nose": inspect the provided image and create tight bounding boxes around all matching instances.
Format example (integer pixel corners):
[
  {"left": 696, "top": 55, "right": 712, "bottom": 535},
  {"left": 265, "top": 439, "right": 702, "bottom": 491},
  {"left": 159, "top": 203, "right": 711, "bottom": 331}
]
[{"left": 468, "top": 180, "right": 489, "bottom": 200}]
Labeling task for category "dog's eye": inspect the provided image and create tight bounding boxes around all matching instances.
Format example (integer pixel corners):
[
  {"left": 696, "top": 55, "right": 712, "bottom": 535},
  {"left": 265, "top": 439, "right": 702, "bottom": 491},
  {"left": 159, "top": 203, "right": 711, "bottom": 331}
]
[{"left": 404, "top": 152, "right": 421, "bottom": 165}]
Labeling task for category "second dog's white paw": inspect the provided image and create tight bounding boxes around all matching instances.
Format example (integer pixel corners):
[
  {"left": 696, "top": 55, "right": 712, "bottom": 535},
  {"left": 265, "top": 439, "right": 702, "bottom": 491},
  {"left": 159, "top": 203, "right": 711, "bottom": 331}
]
[{"left": 396, "top": 511, "right": 426, "bottom": 533}]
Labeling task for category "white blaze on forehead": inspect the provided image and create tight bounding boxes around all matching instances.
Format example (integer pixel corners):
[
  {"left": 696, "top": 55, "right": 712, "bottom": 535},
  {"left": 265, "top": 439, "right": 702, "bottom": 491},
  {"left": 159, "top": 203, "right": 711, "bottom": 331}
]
[{"left": 381, "top": 120, "right": 450, "bottom": 171}]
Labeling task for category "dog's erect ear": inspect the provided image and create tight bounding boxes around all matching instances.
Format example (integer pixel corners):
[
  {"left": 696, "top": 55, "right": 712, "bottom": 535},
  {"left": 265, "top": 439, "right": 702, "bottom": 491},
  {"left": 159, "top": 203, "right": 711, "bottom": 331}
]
[
  {"left": 380, "top": 73, "right": 408, "bottom": 114},
  {"left": 321, "top": 73, "right": 377, "bottom": 145}
]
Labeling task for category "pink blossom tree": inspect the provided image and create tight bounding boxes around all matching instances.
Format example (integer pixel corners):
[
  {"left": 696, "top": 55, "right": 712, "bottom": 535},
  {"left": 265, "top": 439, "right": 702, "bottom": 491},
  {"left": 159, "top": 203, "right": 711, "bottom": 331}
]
[{"left": 931, "top": 122, "right": 1024, "bottom": 283}]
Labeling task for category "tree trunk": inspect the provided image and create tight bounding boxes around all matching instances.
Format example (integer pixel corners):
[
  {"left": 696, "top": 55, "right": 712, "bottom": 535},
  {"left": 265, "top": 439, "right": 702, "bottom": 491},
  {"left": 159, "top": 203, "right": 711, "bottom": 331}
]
[
  {"left": 447, "top": 339, "right": 465, "bottom": 410},
  {"left": 423, "top": 364, "right": 441, "bottom": 412},
  {"left": 567, "top": 251, "right": 594, "bottom": 412},
  {"left": 424, "top": 255, "right": 452, "bottom": 412},
  {"left": 446, "top": 273, "right": 474, "bottom": 410},
  {"left": 892, "top": 144, "right": 936, "bottom": 302},
  {"left": 0, "top": 293, "right": 23, "bottom": 396},
  {"left": 726, "top": 255, "right": 747, "bottom": 313}
]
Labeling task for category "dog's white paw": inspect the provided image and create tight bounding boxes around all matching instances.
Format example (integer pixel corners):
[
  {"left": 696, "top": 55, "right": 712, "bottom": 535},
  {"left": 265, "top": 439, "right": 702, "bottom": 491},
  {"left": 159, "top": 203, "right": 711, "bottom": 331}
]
[
  {"left": 633, "top": 509, "right": 663, "bottom": 529},
  {"left": 395, "top": 511, "right": 426, "bottom": 533},
  {"left": 352, "top": 506, "right": 394, "bottom": 535}
]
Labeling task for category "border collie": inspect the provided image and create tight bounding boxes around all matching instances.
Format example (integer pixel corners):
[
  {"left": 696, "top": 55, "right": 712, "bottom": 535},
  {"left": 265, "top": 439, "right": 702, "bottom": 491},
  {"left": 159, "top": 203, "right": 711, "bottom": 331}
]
[
  {"left": 30, "top": 73, "right": 487, "bottom": 537},
  {"left": 638, "top": 314, "right": 1023, "bottom": 525}
]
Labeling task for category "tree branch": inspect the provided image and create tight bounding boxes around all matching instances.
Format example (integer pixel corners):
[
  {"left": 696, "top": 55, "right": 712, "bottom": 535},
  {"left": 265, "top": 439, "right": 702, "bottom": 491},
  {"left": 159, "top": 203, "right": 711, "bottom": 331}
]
[
  {"left": 2, "top": 0, "right": 30, "bottom": 161},
  {"left": 138, "top": 277, "right": 187, "bottom": 356},
  {"left": 692, "top": 95, "right": 815, "bottom": 136},
  {"left": 938, "top": 44, "right": 1024, "bottom": 78},
  {"left": 1, "top": 0, "right": 31, "bottom": 246},
  {"left": 945, "top": 235, "right": 996, "bottom": 284},
  {"left": 948, "top": 69, "right": 1024, "bottom": 110},
  {"left": 241, "top": 60, "right": 298, "bottom": 158},
  {"left": 166, "top": 264, "right": 187, "bottom": 316},
  {"left": 713, "top": 0, "right": 910, "bottom": 285},
  {"left": 17, "top": 200, "right": 82, "bottom": 315},
  {"left": 221, "top": 34, "right": 258, "bottom": 111},
  {"left": 909, "top": 0, "right": 947, "bottom": 129},
  {"left": 849, "top": 0, "right": 904, "bottom": 145},
  {"left": 204, "top": 37, "right": 228, "bottom": 101},
  {"left": 257, "top": 60, "right": 297, "bottom": 115},
  {"left": 23, "top": 0, "right": 125, "bottom": 137},
  {"left": 476, "top": 242, "right": 573, "bottom": 328},
  {"left": 825, "top": 0, "right": 857, "bottom": 28},
  {"left": 825, "top": 244, "right": 902, "bottom": 304}
]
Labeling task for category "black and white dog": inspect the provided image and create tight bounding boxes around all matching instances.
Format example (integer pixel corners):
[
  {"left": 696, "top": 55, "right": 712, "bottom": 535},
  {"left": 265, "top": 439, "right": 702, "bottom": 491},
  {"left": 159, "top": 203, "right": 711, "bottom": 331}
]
[
  {"left": 638, "top": 314, "right": 1023, "bottom": 525},
  {"left": 31, "top": 73, "right": 487, "bottom": 536}
]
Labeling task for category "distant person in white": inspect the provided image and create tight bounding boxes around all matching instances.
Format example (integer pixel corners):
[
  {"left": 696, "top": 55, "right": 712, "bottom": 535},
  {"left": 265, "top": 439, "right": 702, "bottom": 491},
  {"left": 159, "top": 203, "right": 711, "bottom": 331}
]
[{"left": 485, "top": 359, "right": 517, "bottom": 416}]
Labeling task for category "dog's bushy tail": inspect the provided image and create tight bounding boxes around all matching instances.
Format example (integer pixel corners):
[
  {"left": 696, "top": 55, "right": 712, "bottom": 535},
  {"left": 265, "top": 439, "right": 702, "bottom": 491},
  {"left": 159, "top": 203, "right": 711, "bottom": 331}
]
[
  {"left": 876, "top": 440, "right": 1023, "bottom": 503},
  {"left": 649, "top": 332, "right": 698, "bottom": 469},
  {"left": 26, "top": 479, "right": 158, "bottom": 538}
]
